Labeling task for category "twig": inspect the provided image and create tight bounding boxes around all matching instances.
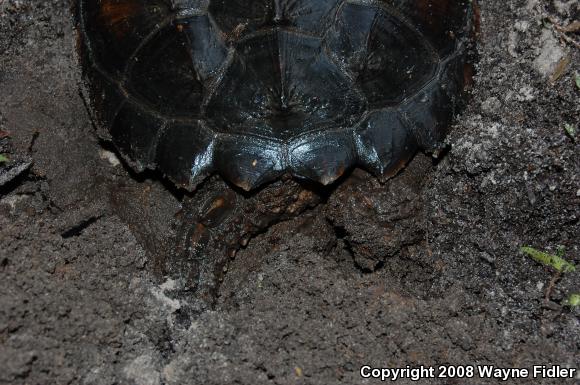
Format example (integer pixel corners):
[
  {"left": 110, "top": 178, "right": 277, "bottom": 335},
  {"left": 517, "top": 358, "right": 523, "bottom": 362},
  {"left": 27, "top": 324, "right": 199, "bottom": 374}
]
[
  {"left": 544, "top": 271, "right": 561, "bottom": 302},
  {"left": 546, "top": 16, "right": 580, "bottom": 49}
]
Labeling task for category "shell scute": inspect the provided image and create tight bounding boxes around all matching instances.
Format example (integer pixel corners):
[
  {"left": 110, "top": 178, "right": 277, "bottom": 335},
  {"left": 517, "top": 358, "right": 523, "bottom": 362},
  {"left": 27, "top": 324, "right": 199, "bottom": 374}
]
[
  {"left": 80, "top": 0, "right": 172, "bottom": 76},
  {"left": 204, "top": 30, "right": 365, "bottom": 141},
  {"left": 127, "top": 25, "right": 204, "bottom": 117},
  {"left": 355, "top": 109, "right": 417, "bottom": 179},
  {"left": 155, "top": 121, "right": 216, "bottom": 187},
  {"left": 110, "top": 102, "right": 165, "bottom": 170},
  {"left": 326, "top": 2, "right": 438, "bottom": 107},
  {"left": 289, "top": 131, "right": 357, "bottom": 185},
  {"left": 213, "top": 136, "right": 285, "bottom": 191}
]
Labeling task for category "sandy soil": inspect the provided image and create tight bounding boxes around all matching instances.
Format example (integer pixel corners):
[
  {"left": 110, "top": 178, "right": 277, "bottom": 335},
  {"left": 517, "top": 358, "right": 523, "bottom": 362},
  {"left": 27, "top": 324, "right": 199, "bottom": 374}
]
[{"left": 1, "top": 1, "right": 579, "bottom": 384}]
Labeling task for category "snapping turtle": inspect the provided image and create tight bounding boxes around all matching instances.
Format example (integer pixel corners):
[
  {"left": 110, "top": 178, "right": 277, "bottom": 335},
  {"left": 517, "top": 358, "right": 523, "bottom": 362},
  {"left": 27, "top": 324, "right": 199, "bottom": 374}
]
[
  {"left": 74, "top": 0, "right": 476, "bottom": 310},
  {"left": 75, "top": 0, "right": 475, "bottom": 190}
]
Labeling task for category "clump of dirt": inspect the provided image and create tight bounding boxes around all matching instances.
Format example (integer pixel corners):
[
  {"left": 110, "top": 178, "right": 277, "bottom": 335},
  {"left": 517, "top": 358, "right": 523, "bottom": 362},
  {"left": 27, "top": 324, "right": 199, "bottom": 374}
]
[{"left": 1, "top": 1, "right": 578, "bottom": 385}]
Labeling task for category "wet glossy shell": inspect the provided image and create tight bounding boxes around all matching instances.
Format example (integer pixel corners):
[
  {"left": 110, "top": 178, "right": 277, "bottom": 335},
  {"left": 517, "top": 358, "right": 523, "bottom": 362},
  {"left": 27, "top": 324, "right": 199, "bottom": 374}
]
[{"left": 75, "top": 0, "right": 474, "bottom": 191}]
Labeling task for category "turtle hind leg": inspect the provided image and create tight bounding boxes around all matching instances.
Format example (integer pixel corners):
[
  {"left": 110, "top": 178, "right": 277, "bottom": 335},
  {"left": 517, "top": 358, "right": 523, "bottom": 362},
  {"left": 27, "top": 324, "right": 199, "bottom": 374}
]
[
  {"left": 161, "top": 176, "right": 321, "bottom": 315},
  {"left": 161, "top": 177, "right": 238, "bottom": 314}
]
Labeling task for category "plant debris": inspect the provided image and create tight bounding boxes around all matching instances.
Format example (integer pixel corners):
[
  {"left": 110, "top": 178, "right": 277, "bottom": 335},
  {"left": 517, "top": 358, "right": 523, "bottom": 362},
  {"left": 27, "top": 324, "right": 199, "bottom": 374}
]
[
  {"left": 549, "top": 56, "right": 569, "bottom": 83},
  {"left": 545, "top": 16, "right": 580, "bottom": 49},
  {"left": 521, "top": 246, "right": 576, "bottom": 273},
  {"left": 564, "top": 123, "right": 577, "bottom": 141},
  {"left": 563, "top": 294, "right": 580, "bottom": 308}
]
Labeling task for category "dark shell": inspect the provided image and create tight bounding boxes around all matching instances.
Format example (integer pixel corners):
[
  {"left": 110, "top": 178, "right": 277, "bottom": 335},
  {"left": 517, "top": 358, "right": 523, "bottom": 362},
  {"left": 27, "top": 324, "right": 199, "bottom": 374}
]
[{"left": 75, "top": 0, "right": 475, "bottom": 191}]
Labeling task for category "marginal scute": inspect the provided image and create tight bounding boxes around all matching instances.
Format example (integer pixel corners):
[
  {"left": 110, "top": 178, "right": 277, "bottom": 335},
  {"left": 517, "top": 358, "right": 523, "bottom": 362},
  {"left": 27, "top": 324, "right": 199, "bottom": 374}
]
[
  {"left": 402, "top": 53, "right": 466, "bottom": 150},
  {"left": 289, "top": 131, "right": 356, "bottom": 185},
  {"left": 213, "top": 136, "right": 285, "bottom": 191},
  {"left": 82, "top": 67, "right": 125, "bottom": 136},
  {"left": 110, "top": 102, "right": 166, "bottom": 170},
  {"left": 354, "top": 110, "right": 417, "bottom": 179},
  {"left": 155, "top": 121, "right": 216, "bottom": 188}
]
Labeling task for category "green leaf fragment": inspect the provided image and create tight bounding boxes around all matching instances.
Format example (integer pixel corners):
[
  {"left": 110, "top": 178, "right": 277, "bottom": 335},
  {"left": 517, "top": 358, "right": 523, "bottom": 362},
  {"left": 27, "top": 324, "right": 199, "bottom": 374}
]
[
  {"left": 521, "top": 246, "right": 576, "bottom": 273},
  {"left": 0, "top": 154, "right": 9, "bottom": 164},
  {"left": 575, "top": 72, "right": 580, "bottom": 90},
  {"left": 564, "top": 123, "right": 576, "bottom": 140},
  {"left": 564, "top": 294, "right": 580, "bottom": 307}
]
